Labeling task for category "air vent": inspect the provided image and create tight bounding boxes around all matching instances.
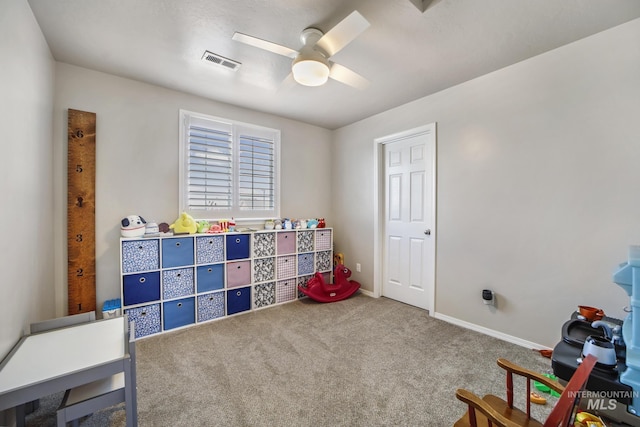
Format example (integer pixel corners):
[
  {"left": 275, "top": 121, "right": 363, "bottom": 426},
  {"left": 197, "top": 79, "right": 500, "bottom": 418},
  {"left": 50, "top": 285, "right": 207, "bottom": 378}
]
[{"left": 201, "top": 51, "right": 241, "bottom": 71}]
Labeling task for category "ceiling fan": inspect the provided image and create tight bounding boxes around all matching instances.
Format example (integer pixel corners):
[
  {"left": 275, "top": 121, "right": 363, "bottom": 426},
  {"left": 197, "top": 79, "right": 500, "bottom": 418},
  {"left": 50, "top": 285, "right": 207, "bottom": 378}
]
[{"left": 232, "top": 10, "right": 370, "bottom": 89}]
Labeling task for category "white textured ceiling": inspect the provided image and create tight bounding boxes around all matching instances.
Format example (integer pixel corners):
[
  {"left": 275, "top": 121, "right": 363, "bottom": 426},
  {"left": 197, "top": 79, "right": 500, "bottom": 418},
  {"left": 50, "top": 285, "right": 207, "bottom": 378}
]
[{"left": 28, "top": 0, "right": 640, "bottom": 129}]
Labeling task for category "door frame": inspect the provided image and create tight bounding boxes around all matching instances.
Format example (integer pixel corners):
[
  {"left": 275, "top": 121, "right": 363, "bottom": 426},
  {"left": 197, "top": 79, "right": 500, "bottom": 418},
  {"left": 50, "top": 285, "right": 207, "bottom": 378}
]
[{"left": 372, "top": 123, "right": 437, "bottom": 314}]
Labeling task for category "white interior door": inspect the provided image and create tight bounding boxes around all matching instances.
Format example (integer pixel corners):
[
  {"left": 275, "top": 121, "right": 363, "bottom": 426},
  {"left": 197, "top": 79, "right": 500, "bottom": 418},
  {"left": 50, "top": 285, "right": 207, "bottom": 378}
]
[{"left": 382, "top": 126, "right": 435, "bottom": 311}]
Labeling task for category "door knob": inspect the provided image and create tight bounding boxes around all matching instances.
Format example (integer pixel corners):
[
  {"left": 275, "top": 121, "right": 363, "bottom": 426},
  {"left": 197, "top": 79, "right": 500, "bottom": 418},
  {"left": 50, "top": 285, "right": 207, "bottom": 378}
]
[{"left": 424, "top": 229, "right": 431, "bottom": 235}]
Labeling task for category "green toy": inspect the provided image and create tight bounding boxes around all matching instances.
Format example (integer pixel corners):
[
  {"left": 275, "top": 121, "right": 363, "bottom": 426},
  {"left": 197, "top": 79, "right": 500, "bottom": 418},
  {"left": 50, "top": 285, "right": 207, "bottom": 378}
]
[
  {"left": 533, "top": 373, "right": 561, "bottom": 397},
  {"left": 196, "top": 220, "right": 210, "bottom": 233}
]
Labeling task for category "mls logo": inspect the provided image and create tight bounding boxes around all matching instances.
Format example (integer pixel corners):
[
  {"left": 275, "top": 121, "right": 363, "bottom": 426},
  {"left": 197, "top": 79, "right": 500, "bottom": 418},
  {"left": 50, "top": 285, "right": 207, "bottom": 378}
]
[{"left": 586, "top": 398, "right": 617, "bottom": 411}]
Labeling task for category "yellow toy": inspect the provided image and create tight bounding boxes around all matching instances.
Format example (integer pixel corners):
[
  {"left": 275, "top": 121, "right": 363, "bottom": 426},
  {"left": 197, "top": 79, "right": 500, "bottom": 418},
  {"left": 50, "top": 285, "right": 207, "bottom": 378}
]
[
  {"left": 169, "top": 212, "right": 197, "bottom": 234},
  {"left": 529, "top": 392, "right": 546, "bottom": 405},
  {"left": 575, "top": 411, "right": 605, "bottom": 427}
]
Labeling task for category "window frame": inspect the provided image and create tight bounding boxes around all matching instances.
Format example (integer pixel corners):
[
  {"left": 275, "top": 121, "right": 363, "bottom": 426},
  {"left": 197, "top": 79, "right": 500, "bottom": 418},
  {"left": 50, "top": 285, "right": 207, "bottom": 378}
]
[{"left": 179, "top": 110, "right": 281, "bottom": 221}]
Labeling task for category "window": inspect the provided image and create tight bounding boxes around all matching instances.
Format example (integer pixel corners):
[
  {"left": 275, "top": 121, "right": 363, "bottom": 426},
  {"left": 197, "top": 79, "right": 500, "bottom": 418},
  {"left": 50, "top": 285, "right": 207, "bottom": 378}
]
[{"left": 179, "top": 110, "right": 280, "bottom": 220}]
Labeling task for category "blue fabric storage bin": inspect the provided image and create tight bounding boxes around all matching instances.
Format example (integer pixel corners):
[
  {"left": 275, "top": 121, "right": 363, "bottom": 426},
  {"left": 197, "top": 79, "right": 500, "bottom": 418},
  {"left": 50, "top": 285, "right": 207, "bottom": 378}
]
[
  {"left": 162, "top": 237, "right": 194, "bottom": 268},
  {"left": 123, "top": 271, "right": 161, "bottom": 305},
  {"left": 297, "top": 253, "right": 315, "bottom": 275},
  {"left": 227, "top": 286, "right": 251, "bottom": 315},
  {"left": 197, "top": 264, "right": 225, "bottom": 293},
  {"left": 163, "top": 297, "right": 195, "bottom": 330},
  {"left": 226, "top": 234, "right": 250, "bottom": 260}
]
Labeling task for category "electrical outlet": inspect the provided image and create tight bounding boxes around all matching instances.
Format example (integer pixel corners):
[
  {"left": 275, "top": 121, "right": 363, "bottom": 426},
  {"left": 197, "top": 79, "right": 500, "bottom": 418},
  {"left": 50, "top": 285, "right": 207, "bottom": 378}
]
[{"left": 356, "top": 263, "right": 361, "bottom": 272}]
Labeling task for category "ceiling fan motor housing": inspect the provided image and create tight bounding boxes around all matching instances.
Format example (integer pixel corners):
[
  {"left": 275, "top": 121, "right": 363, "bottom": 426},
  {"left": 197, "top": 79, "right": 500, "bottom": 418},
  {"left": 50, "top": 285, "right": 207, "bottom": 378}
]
[{"left": 300, "top": 27, "right": 324, "bottom": 47}]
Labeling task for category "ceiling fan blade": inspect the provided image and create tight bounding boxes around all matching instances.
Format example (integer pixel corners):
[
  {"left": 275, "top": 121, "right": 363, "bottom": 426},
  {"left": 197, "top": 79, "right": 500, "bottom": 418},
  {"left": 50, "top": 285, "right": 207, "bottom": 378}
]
[
  {"left": 329, "top": 63, "right": 369, "bottom": 90},
  {"left": 316, "top": 11, "right": 370, "bottom": 57},
  {"left": 232, "top": 32, "right": 298, "bottom": 59}
]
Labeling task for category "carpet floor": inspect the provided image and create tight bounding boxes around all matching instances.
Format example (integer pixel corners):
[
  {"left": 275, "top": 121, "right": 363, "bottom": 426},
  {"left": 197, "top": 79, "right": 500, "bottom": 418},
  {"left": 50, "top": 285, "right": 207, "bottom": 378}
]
[{"left": 25, "top": 293, "right": 556, "bottom": 426}]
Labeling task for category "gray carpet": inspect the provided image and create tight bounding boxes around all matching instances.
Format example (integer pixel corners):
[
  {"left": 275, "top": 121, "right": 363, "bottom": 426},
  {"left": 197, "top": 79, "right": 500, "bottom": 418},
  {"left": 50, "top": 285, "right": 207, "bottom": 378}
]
[{"left": 26, "top": 294, "right": 557, "bottom": 426}]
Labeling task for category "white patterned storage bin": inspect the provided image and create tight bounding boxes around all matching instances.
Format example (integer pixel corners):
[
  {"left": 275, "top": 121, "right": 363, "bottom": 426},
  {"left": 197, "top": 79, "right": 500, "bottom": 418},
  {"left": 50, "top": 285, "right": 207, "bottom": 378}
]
[
  {"left": 253, "top": 232, "right": 275, "bottom": 258},
  {"left": 254, "top": 257, "right": 275, "bottom": 282},
  {"left": 315, "top": 229, "right": 332, "bottom": 251},
  {"left": 297, "top": 275, "right": 314, "bottom": 298},
  {"left": 277, "top": 279, "right": 297, "bottom": 303},
  {"left": 254, "top": 282, "right": 276, "bottom": 308},
  {"left": 162, "top": 267, "right": 195, "bottom": 299},
  {"left": 297, "top": 230, "right": 314, "bottom": 253},
  {"left": 125, "top": 303, "right": 161, "bottom": 339},
  {"left": 197, "top": 292, "right": 225, "bottom": 322},
  {"left": 195, "top": 235, "right": 224, "bottom": 265},
  {"left": 276, "top": 255, "right": 296, "bottom": 279},
  {"left": 122, "top": 239, "right": 160, "bottom": 273},
  {"left": 316, "top": 251, "right": 332, "bottom": 272}
]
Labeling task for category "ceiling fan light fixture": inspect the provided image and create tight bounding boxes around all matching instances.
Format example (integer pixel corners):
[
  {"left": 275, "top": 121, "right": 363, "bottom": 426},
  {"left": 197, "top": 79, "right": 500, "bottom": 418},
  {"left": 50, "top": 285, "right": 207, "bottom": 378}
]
[
  {"left": 292, "top": 51, "right": 330, "bottom": 87},
  {"left": 232, "top": 11, "right": 370, "bottom": 89},
  {"left": 292, "top": 60, "right": 330, "bottom": 86}
]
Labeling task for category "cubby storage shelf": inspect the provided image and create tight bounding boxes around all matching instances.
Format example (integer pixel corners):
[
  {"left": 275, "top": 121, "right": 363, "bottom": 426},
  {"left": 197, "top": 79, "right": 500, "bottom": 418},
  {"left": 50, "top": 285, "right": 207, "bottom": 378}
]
[{"left": 120, "top": 228, "right": 332, "bottom": 339}]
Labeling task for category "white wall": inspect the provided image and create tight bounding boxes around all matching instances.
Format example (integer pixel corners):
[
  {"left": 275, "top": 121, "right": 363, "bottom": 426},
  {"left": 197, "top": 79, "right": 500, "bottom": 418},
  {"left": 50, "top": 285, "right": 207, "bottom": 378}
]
[
  {"left": 0, "top": 0, "right": 55, "bottom": 358},
  {"left": 333, "top": 18, "right": 640, "bottom": 348},
  {"left": 4, "top": 0, "right": 638, "bottom": 359},
  {"left": 52, "top": 64, "right": 333, "bottom": 314}
]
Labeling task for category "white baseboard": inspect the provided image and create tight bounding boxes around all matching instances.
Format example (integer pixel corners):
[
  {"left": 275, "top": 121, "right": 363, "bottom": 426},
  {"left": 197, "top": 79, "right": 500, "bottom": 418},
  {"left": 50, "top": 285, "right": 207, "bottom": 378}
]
[
  {"left": 433, "top": 312, "right": 551, "bottom": 351},
  {"left": 359, "top": 288, "right": 375, "bottom": 298}
]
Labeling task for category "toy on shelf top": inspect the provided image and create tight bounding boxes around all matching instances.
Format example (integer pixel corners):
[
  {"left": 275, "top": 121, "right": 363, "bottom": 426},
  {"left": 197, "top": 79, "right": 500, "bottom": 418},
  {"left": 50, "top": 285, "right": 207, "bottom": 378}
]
[
  {"left": 144, "top": 222, "right": 159, "bottom": 237},
  {"left": 121, "top": 215, "right": 147, "bottom": 238},
  {"left": 206, "top": 223, "right": 224, "bottom": 234},
  {"left": 121, "top": 214, "right": 329, "bottom": 238},
  {"left": 268, "top": 218, "right": 325, "bottom": 230},
  {"left": 196, "top": 220, "right": 210, "bottom": 233},
  {"left": 169, "top": 212, "right": 197, "bottom": 235}
]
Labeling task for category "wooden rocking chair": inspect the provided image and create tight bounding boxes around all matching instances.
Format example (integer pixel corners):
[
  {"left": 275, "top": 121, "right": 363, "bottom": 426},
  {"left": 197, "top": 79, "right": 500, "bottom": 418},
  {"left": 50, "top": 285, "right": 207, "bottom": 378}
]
[{"left": 454, "top": 354, "right": 597, "bottom": 427}]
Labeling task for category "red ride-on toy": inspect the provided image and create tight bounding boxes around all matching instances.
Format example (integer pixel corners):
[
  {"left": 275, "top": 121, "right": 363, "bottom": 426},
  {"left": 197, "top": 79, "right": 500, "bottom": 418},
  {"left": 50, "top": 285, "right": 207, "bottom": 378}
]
[{"left": 298, "top": 264, "right": 361, "bottom": 303}]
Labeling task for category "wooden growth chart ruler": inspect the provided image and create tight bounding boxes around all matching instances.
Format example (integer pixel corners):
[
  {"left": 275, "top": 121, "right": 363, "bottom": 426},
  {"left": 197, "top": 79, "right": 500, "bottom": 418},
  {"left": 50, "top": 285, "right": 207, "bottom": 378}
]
[{"left": 67, "top": 109, "right": 96, "bottom": 315}]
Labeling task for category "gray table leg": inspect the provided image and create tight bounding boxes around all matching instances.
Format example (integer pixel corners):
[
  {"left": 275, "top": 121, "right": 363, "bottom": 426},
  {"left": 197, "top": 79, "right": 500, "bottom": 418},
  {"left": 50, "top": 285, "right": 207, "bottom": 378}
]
[
  {"left": 124, "top": 357, "right": 137, "bottom": 427},
  {"left": 15, "top": 404, "right": 26, "bottom": 427}
]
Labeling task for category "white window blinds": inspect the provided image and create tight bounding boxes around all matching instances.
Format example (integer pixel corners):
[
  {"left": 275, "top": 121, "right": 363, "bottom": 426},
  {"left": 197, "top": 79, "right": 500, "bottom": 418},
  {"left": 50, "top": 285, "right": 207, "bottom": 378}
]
[
  {"left": 188, "top": 124, "right": 233, "bottom": 210},
  {"left": 180, "top": 111, "right": 280, "bottom": 220},
  {"left": 238, "top": 134, "right": 275, "bottom": 210}
]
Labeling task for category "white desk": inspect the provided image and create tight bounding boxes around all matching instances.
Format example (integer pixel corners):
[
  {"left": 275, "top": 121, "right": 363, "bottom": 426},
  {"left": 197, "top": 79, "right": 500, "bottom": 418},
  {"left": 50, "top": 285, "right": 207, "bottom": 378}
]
[{"left": 0, "top": 317, "right": 137, "bottom": 426}]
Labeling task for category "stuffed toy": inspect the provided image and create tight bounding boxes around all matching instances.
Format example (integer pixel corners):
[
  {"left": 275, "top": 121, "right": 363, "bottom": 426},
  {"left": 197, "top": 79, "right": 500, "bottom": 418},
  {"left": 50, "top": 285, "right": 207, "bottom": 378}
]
[
  {"left": 120, "top": 215, "right": 147, "bottom": 238},
  {"left": 169, "top": 212, "right": 198, "bottom": 234}
]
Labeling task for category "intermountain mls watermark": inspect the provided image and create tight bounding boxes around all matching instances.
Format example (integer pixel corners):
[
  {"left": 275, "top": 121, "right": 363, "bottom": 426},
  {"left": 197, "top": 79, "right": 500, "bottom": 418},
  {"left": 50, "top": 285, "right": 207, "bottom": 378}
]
[{"left": 568, "top": 390, "right": 640, "bottom": 411}]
